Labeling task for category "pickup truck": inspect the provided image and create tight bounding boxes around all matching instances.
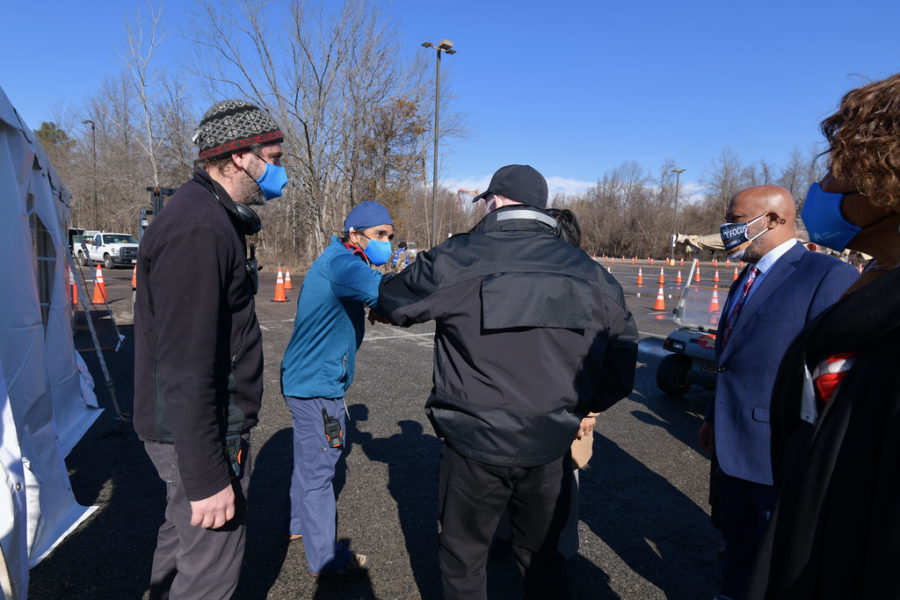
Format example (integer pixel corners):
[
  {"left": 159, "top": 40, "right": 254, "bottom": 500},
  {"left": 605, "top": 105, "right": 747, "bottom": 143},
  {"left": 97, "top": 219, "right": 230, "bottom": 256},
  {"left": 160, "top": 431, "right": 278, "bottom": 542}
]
[{"left": 79, "top": 232, "right": 139, "bottom": 269}]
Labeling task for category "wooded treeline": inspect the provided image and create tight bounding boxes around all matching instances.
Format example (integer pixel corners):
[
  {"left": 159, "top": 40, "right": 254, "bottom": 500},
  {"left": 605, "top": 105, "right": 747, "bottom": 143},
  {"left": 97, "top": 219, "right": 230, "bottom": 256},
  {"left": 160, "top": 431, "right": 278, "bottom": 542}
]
[
  {"left": 32, "top": 0, "right": 825, "bottom": 267},
  {"left": 552, "top": 147, "right": 825, "bottom": 259}
]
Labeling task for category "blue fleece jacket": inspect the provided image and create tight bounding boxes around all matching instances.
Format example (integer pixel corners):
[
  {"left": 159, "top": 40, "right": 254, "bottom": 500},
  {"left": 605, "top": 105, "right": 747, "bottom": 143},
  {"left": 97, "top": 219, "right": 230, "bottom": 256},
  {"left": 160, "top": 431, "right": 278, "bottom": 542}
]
[{"left": 280, "top": 236, "right": 382, "bottom": 398}]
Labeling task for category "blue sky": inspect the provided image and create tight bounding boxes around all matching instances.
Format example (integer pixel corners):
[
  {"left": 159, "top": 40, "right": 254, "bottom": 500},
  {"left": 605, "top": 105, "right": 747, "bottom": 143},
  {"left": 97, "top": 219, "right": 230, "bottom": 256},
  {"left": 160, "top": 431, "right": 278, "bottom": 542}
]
[{"left": 3, "top": 0, "right": 899, "bottom": 198}]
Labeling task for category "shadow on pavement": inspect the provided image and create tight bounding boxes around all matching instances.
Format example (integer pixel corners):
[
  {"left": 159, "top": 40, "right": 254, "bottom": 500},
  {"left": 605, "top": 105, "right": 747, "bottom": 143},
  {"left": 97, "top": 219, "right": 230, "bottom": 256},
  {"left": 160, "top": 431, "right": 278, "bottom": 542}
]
[
  {"left": 580, "top": 433, "right": 718, "bottom": 599},
  {"left": 235, "top": 427, "right": 293, "bottom": 599},
  {"left": 348, "top": 405, "right": 443, "bottom": 599},
  {"left": 629, "top": 360, "right": 711, "bottom": 453},
  {"left": 28, "top": 325, "right": 165, "bottom": 600},
  {"left": 312, "top": 551, "right": 377, "bottom": 600}
]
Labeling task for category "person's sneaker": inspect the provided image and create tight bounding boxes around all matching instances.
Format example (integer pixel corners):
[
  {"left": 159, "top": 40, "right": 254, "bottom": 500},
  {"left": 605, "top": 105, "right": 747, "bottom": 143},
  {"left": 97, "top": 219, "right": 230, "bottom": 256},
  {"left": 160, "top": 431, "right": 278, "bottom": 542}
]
[{"left": 311, "top": 552, "right": 368, "bottom": 581}]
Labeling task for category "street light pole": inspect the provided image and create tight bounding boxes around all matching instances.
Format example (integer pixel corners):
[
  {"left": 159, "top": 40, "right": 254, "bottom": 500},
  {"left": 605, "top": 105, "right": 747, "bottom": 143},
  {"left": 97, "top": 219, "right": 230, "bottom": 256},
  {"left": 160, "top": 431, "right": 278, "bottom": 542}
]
[
  {"left": 670, "top": 167, "right": 685, "bottom": 258},
  {"left": 422, "top": 39, "right": 456, "bottom": 247},
  {"left": 81, "top": 119, "right": 98, "bottom": 227}
]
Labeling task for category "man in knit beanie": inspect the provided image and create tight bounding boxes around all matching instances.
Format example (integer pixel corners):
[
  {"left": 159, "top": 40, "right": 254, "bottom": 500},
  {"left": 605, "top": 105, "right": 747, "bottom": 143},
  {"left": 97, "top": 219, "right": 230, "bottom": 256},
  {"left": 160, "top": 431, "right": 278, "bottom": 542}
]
[{"left": 133, "top": 100, "right": 285, "bottom": 599}]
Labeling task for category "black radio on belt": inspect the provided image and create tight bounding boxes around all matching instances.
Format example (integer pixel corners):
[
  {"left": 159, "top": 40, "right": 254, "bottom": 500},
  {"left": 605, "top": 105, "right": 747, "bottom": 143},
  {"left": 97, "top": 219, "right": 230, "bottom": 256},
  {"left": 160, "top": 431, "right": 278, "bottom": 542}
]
[{"left": 322, "top": 409, "right": 343, "bottom": 448}]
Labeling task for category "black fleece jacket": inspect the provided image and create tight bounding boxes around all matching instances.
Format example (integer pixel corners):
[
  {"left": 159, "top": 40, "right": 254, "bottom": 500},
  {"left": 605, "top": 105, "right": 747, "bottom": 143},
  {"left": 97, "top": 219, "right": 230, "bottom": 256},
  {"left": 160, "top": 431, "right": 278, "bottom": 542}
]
[
  {"left": 133, "top": 170, "right": 263, "bottom": 501},
  {"left": 377, "top": 205, "right": 638, "bottom": 467}
]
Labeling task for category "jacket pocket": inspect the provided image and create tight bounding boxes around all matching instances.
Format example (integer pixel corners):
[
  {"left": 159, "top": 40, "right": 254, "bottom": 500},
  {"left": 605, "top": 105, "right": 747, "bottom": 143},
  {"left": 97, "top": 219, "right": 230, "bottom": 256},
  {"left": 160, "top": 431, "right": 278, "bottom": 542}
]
[
  {"left": 752, "top": 406, "right": 770, "bottom": 423},
  {"left": 481, "top": 272, "right": 591, "bottom": 330}
]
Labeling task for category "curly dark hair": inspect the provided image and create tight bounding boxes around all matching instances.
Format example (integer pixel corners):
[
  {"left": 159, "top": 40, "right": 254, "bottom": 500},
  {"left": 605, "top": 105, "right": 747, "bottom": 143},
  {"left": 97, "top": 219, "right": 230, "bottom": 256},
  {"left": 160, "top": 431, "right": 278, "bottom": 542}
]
[
  {"left": 821, "top": 73, "right": 900, "bottom": 210},
  {"left": 545, "top": 208, "right": 582, "bottom": 248}
]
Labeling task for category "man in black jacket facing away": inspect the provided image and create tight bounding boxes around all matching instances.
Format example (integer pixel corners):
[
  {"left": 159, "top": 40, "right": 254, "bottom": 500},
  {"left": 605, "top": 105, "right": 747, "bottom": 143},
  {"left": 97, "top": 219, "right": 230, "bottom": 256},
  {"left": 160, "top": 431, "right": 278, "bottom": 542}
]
[
  {"left": 377, "top": 164, "right": 638, "bottom": 599},
  {"left": 134, "top": 100, "right": 287, "bottom": 599}
]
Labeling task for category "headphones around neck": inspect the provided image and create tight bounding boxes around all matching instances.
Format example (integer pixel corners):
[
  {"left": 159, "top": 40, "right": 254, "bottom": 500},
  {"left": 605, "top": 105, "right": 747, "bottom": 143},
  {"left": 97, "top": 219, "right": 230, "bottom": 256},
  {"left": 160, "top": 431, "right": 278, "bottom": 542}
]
[
  {"left": 192, "top": 176, "right": 262, "bottom": 236},
  {"left": 231, "top": 201, "right": 262, "bottom": 236}
]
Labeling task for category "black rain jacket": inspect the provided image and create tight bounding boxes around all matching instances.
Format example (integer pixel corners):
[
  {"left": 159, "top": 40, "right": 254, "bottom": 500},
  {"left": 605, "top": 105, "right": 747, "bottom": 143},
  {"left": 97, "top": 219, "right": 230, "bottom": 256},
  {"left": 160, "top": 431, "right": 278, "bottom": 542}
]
[{"left": 377, "top": 205, "right": 638, "bottom": 467}]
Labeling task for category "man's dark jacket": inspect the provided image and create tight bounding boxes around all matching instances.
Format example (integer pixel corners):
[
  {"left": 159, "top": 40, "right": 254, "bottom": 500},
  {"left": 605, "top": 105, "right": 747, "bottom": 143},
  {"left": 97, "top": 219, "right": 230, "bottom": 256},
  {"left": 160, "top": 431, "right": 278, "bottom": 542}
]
[
  {"left": 134, "top": 170, "right": 263, "bottom": 501},
  {"left": 377, "top": 205, "right": 638, "bottom": 467}
]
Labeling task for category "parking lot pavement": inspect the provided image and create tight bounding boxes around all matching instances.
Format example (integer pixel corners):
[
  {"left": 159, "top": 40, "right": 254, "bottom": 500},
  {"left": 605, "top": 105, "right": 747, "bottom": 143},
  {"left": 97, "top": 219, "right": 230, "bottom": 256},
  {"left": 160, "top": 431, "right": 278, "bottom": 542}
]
[{"left": 30, "top": 264, "right": 721, "bottom": 599}]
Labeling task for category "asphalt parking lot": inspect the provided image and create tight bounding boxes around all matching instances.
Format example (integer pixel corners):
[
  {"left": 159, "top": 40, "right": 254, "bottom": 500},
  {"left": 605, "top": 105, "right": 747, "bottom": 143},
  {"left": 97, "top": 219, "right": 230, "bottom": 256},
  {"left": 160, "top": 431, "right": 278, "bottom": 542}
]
[{"left": 29, "top": 258, "right": 724, "bottom": 599}]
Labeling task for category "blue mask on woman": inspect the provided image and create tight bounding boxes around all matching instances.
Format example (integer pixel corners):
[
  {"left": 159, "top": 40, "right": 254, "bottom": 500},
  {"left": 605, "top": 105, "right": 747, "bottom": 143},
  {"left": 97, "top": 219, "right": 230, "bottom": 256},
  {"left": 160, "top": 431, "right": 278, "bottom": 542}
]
[
  {"left": 363, "top": 239, "right": 392, "bottom": 265},
  {"left": 255, "top": 161, "right": 289, "bottom": 202},
  {"left": 801, "top": 182, "right": 860, "bottom": 251}
]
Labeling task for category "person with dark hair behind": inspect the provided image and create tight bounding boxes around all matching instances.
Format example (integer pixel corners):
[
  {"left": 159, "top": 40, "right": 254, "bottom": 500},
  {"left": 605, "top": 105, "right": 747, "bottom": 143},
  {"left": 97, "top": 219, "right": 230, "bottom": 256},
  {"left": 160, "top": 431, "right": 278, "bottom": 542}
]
[
  {"left": 545, "top": 208, "right": 581, "bottom": 249},
  {"left": 749, "top": 73, "right": 900, "bottom": 600}
]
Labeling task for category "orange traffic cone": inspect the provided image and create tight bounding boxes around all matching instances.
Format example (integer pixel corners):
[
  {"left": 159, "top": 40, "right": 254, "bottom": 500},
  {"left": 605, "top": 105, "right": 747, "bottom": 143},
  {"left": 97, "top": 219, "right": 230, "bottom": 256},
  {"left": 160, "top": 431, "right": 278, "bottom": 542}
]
[
  {"left": 273, "top": 268, "right": 287, "bottom": 302},
  {"left": 709, "top": 285, "right": 720, "bottom": 313},
  {"left": 676, "top": 270, "right": 683, "bottom": 285},
  {"left": 709, "top": 285, "right": 720, "bottom": 325},
  {"left": 714, "top": 269, "right": 720, "bottom": 283},
  {"left": 631, "top": 257, "right": 636, "bottom": 265},
  {"left": 284, "top": 269, "right": 293, "bottom": 290},
  {"left": 92, "top": 265, "right": 107, "bottom": 304},
  {"left": 733, "top": 267, "right": 739, "bottom": 281},
  {"left": 726, "top": 258, "right": 731, "bottom": 267},
  {"left": 679, "top": 257, "right": 684, "bottom": 267},
  {"left": 658, "top": 268, "right": 665, "bottom": 284},
  {"left": 70, "top": 267, "right": 78, "bottom": 307},
  {"left": 694, "top": 266, "right": 701, "bottom": 283},
  {"left": 636, "top": 268, "right": 643, "bottom": 287},
  {"left": 653, "top": 284, "right": 666, "bottom": 311},
  {"left": 131, "top": 265, "right": 137, "bottom": 289},
  {"left": 649, "top": 257, "right": 654, "bottom": 266}
]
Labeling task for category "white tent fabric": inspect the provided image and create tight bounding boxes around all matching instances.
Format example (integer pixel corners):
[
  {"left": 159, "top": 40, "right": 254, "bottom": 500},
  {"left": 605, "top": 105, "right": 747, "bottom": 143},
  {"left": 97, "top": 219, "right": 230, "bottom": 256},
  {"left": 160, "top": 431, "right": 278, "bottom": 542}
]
[
  {"left": 0, "top": 86, "right": 101, "bottom": 598},
  {"left": 0, "top": 363, "right": 27, "bottom": 600}
]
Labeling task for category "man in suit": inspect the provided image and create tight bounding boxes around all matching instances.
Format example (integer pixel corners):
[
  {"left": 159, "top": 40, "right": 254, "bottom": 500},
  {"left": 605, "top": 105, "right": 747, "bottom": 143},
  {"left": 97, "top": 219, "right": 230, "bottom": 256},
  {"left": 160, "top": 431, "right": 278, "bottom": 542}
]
[{"left": 697, "top": 185, "right": 858, "bottom": 600}]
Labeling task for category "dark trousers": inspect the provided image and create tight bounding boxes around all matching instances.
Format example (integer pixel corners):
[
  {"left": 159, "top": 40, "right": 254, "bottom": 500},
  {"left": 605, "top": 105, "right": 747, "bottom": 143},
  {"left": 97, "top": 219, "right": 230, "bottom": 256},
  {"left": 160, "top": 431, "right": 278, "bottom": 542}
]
[
  {"left": 144, "top": 436, "right": 251, "bottom": 600},
  {"left": 714, "top": 467, "right": 775, "bottom": 600},
  {"left": 438, "top": 443, "right": 571, "bottom": 600}
]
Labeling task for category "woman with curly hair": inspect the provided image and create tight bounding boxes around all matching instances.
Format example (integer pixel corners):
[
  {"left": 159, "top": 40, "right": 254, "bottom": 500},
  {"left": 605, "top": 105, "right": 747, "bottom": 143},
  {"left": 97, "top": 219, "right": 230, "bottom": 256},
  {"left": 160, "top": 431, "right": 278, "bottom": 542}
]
[{"left": 748, "top": 73, "right": 900, "bottom": 599}]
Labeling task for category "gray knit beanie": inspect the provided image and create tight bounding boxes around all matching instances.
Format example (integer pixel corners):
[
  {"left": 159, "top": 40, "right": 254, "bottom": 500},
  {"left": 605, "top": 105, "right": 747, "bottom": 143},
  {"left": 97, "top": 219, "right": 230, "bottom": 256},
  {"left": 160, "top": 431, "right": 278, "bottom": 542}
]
[{"left": 193, "top": 99, "right": 283, "bottom": 161}]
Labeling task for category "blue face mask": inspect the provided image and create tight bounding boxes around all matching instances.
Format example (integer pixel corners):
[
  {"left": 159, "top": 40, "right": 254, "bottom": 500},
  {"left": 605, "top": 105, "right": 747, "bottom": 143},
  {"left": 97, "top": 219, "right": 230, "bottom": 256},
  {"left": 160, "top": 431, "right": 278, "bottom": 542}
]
[
  {"left": 801, "top": 182, "right": 861, "bottom": 251},
  {"left": 719, "top": 213, "right": 769, "bottom": 259},
  {"left": 362, "top": 239, "right": 392, "bottom": 265},
  {"left": 254, "top": 160, "right": 289, "bottom": 202}
]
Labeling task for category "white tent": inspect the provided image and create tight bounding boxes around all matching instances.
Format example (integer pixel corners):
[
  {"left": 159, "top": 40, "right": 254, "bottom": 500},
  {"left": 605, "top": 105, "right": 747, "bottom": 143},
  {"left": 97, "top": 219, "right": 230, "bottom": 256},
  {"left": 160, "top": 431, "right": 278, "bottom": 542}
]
[{"left": 0, "top": 86, "right": 101, "bottom": 599}]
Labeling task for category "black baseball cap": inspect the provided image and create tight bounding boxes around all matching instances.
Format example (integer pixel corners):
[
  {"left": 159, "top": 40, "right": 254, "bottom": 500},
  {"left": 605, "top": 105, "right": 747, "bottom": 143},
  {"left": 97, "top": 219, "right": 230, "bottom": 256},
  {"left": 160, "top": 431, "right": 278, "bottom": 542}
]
[{"left": 472, "top": 164, "right": 548, "bottom": 209}]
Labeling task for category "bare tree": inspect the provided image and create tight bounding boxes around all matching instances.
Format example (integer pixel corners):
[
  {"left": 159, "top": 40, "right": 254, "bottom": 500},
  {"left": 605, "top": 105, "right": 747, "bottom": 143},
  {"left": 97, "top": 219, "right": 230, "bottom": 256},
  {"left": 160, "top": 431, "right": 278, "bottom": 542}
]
[
  {"left": 703, "top": 147, "right": 744, "bottom": 217},
  {"left": 188, "top": 0, "right": 444, "bottom": 265},
  {"left": 122, "top": 1, "right": 167, "bottom": 188}
]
